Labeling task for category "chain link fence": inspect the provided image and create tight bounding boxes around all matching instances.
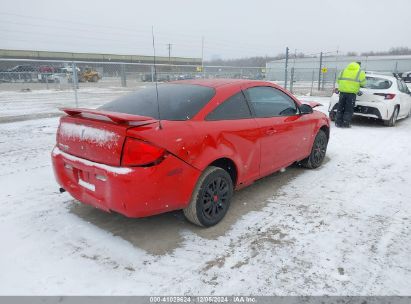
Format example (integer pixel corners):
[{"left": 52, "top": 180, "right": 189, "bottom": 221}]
[
  {"left": 1, "top": 56, "right": 409, "bottom": 120},
  {"left": 265, "top": 53, "right": 411, "bottom": 96},
  {"left": 264, "top": 66, "right": 339, "bottom": 96},
  {"left": 0, "top": 59, "right": 266, "bottom": 109},
  {"left": 0, "top": 58, "right": 266, "bottom": 121},
  {"left": 0, "top": 59, "right": 265, "bottom": 88}
]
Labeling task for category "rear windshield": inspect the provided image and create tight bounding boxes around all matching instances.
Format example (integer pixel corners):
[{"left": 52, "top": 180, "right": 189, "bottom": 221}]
[
  {"left": 99, "top": 83, "right": 215, "bottom": 120},
  {"left": 364, "top": 77, "right": 392, "bottom": 90}
]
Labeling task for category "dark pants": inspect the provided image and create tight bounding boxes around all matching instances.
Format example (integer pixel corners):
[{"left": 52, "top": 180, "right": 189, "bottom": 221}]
[{"left": 336, "top": 92, "right": 356, "bottom": 126}]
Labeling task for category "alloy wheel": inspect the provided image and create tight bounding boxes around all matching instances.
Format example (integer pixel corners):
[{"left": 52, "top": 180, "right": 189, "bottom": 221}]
[
  {"left": 312, "top": 135, "right": 327, "bottom": 166},
  {"left": 202, "top": 177, "right": 229, "bottom": 221}
]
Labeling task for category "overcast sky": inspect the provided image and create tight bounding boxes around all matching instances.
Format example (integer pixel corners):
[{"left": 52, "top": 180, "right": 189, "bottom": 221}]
[{"left": 1, "top": 0, "right": 410, "bottom": 60}]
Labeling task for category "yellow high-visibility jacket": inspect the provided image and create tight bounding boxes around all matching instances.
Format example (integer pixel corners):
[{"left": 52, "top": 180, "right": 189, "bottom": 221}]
[{"left": 337, "top": 62, "right": 366, "bottom": 94}]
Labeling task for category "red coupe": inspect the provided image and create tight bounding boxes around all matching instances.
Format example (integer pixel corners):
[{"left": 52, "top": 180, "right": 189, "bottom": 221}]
[{"left": 52, "top": 79, "right": 330, "bottom": 227}]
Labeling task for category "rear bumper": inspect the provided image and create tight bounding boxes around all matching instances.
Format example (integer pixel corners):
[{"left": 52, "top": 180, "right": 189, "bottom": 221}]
[
  {"left": 52, "top": 147, "right": 201, "bottom": 217},
  {"left": 353, "top": 105, "right": 382, "bottom": 119},
  {"left": 329, "top": 101, "right": 391, "bottom": 120}
]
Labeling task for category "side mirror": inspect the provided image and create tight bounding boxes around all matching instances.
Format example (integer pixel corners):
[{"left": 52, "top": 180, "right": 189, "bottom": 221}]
[{"left": 300, "top": 104, "right": 313, "bottom": 115}]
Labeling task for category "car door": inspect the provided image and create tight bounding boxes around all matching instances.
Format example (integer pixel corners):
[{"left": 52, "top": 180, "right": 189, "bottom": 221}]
[
  {"left": 204, "top": 91, "right": 261, "bottom": 185},
  {"left": 398, "top": 80, "right": 411, "bottom": 117},
  {"left": 243, "top": 85, "right": 314, "bottom": 177}
]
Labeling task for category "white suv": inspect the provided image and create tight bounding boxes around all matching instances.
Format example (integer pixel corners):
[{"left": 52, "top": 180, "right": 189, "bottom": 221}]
[{"left": 329, "top": 73, "right": 411, "bottom": 126}]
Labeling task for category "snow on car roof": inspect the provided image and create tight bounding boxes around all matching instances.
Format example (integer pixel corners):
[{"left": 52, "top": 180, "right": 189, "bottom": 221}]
[{"left": 365, "top": 73, "right": 397, "bottom": 81}]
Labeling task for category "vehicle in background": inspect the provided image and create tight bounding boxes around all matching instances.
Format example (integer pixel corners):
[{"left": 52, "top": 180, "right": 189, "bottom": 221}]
[
  {"left": 156, "top": 74, "right": 171, "bottom": 82},
  {"left": 52, "top": 79, "right": 330, "bottom": 227},
  {"left": 79, "top": 67, "right": 101, "bottom": 82},
  {"left": 58, "top": 66, "right": 81, "bottom": 75},
  {"left": 254, "top": 73, "right": 265, "bottom": 80},
  {"left": 401, "top": 71, "right": 411, "bottom": 83},
  {"left": 176, "top": 74, "right": 194, "bottom": 80},
  {"left": 140, "top": 73, "right": 152, "bottom": 82},
  {"left": 329, "top": 73, "right": 411, "bottom": 126},
  {"left": 8, "top": 65, "right": 36, "bottom": 73},
  {"left": 141, "top": 73, "right": 170, "bottom": 82},
  {"left": 0, "top": 68, "right": 8, "bottom": 82},
  {"left": 232, "top": 73, "right": 264, "bottom": 80},
  {"left": 38, "top": 66, "right": 55, "bottom": 73},
  {"left": 38, "top": 65, "right": 56, "bottom": 83},
  {"left": 0, "top": 65, "right": 37, "bottom": 82},
  {"left": 47, "top": 66, "right": 81, "bottom": 83}
]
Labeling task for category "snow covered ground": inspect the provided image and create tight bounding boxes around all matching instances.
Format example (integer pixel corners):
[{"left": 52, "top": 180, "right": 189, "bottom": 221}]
[
  {"left": 0, "top": 88, "right": 410, "bottom": 295},
  {"left": 0, "top": 87, "right": 134, "bottom": 119}
]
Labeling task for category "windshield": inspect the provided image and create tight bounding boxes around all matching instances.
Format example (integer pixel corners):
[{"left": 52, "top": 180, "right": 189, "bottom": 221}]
[
  {"left": 99, "top": 83, "right": 215, "bottom": 120},
  {"left": 364, "top": 77, "right": 392, "bottom": 90}
]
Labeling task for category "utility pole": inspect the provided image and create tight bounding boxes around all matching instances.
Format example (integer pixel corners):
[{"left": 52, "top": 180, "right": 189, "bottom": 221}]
[
  {"left": 318, "top": 51, "right": 323, "bottom": 91},
  {"left": 333, "top": 48, "right": 339, "bottom": 92},
  {"left": 72, "top": 62, "right": 78, "bottom": 107},
  {"left": 167, "top": 43, "right": 172, "bottom": 63},
  {"left": 293, "top": 48, "right": 297, "bottom": 67},
  {"left": 284, "top": 47, "right": 289, "bottom": 89}
]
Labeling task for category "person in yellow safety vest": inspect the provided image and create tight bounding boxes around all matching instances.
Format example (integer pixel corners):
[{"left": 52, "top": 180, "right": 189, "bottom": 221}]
[{"left": 336, "top": 62, "right": 366, "bottom": 128}]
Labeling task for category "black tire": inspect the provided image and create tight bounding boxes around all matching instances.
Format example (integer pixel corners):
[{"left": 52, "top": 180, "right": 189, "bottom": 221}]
[
  {"left": 183, "top": 166, "right": 233, "bottom": 227},
  {"left": 383, "top": 106, "right": 399, "bottom": 127},
  {"left": 300, "top": 130, "right": 328, "bottom": 169},
  {"left": 329, "top": 111, "right": 336, "bottom": 121}
]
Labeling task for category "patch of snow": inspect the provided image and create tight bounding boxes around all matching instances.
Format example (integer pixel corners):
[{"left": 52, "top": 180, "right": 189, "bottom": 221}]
[
  {"left": 0, "top": 86, "right": 134, "bottom": 118},
  {"left": 52, "top": 147, "right": 132, "bottom": 175},
  {"left": 59, "top": 122, "right": 120, "bottom": 148},
  {"left": 78, "top": 178, "right": 96, "bottom": 192}
]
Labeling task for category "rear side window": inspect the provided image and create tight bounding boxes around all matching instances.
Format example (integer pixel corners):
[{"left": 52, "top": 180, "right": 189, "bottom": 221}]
[
  {"left": 364, "top": 77, "right": 392, "bottom": 89},
  {"left": 397, "top": 80, "right": 405, "bottom": 93},
  {"left": 206, "top": 92, "right": 252, "bottom": 120},
  {"left": 397, "top": 80, "right": 410, "bottom": 93},
  {"left": 99, "top": 84, "right": 215, "bottom": 120},
  {"left": 245, "top": 86, "right": 298, "bottom": 117},
  {"left": 402, "top": 81, "right": 410, "bottom": 93}
]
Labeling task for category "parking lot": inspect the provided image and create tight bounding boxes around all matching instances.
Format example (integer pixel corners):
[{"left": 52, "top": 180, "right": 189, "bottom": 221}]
[{"left": 0, "top": 87, "right": 410, "bottom": 295}]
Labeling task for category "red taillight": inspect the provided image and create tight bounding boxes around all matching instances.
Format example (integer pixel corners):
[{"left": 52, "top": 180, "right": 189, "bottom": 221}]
[
  {"left": 374, "top": 93, "right": 396, "bottom": 100},
  {"left": 121, "top": 137, "right": 165, "bottom": 166},
  {"left": 334, "top": 88, "right": 340, "bottom": 94}
]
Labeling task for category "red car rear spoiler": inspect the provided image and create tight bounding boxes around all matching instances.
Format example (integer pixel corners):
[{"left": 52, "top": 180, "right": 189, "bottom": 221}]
[{"left": 60, "top": 108, "right": 157, "bottom": 124}]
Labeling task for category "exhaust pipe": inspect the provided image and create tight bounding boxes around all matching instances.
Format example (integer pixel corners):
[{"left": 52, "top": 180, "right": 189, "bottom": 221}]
[{"left": 59, "top": 187, "right": 66, "bottom": 193}]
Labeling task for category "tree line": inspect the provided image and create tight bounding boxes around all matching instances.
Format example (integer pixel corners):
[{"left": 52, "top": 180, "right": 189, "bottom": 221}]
[
  {"left": 347, "top": 47, "right": 411, "bottom": 57},
  {"left": 205, "top": 47, "right": 411, "bottom": 67}
]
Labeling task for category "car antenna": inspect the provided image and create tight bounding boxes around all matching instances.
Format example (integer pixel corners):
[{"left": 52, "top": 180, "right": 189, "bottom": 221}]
[{"left": 151, "top": 26, "right": 162, "bottom": 130}]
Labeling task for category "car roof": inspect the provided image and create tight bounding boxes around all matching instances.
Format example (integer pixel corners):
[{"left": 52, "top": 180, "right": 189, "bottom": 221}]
[
  {"left": 169, "top": 78, "right": 268, "bottom": 88},
  {"left": 365, "top": 73, "right": 398, "bottom": 82}
]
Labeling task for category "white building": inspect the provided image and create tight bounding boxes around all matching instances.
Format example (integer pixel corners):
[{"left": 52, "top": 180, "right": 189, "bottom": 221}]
[{"left": 266, "top": 55, "right": 411, "bottom": 82}]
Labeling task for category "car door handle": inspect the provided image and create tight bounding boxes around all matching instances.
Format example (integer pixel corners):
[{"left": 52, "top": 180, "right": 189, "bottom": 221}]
[{"left": 266, "top": 128, "right": 276, "bottom": 135}]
